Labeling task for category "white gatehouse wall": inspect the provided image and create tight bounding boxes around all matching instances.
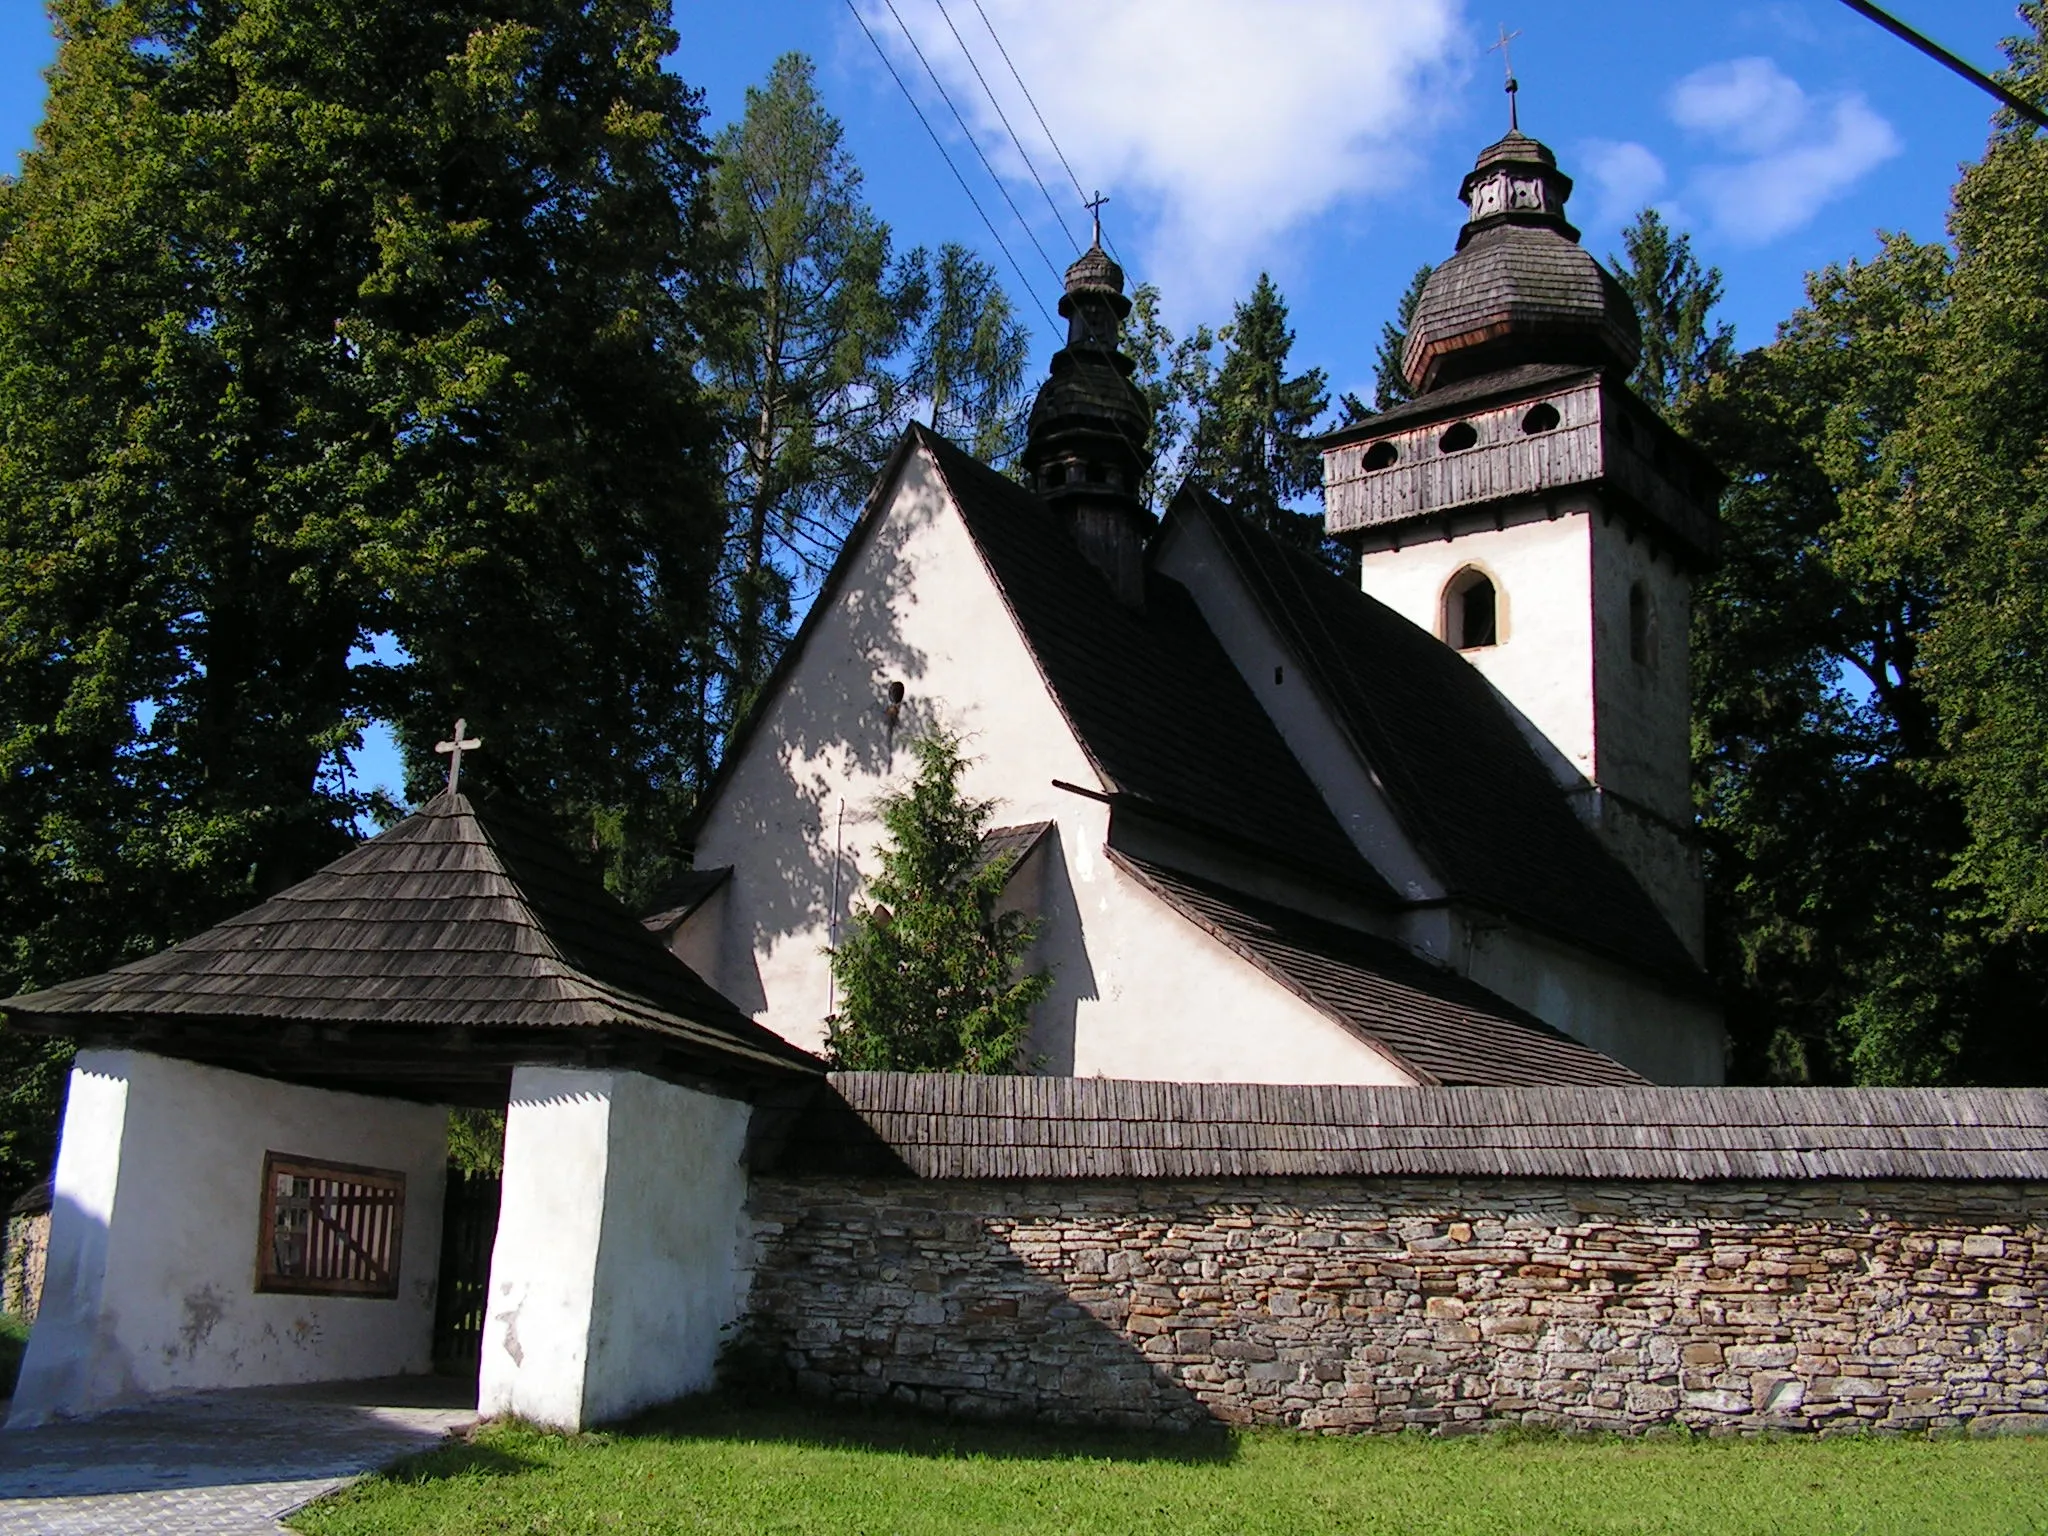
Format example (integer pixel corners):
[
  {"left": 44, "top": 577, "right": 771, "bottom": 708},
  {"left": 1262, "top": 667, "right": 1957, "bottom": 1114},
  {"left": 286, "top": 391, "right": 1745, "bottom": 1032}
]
[
  {"left": 479, "top": 1066, "right": 753, "bottom": 1430},
  {"left": 9, "top": 1050, "right": 447, "bottom": 1427}
]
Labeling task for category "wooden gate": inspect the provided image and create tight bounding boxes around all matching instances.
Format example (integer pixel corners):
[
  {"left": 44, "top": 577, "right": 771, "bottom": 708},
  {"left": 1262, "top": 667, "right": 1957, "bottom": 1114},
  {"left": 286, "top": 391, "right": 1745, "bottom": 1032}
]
[{"left": 432, "top": 1170, "right": 501, "bottom": 1379}]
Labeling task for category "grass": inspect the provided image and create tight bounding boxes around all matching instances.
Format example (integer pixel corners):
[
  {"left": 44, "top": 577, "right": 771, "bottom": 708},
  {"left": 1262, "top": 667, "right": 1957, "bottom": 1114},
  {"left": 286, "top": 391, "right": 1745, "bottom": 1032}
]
[{"left": 290, "top": 1395, "right": 2048, "bottom": 1536}]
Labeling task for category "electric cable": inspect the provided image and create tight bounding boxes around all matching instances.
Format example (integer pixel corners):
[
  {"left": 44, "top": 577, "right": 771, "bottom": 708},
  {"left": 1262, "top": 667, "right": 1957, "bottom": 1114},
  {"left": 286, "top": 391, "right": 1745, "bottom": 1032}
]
[
  {"left": 842, "top": 0, "right": 1060, "bottom": 331},
  {"left": 930, "top": 0, "right": 1083, "bottom": 254},
  {"left": 878, "top": 0, "right": 1069, "bottom": 288}
]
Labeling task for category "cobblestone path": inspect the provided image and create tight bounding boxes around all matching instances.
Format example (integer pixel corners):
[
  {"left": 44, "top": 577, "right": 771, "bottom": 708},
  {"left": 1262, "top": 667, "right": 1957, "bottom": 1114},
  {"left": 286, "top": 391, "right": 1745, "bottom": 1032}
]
[{"left": 0, "top": 1376, "right": 476, "bottom": 1534}]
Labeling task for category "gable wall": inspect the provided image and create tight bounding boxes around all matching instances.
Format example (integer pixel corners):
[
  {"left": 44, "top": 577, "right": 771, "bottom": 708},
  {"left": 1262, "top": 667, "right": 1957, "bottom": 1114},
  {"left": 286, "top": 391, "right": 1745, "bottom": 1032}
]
[{"left": 685, "top": 447, "right": 1407, "bottom": 1084}]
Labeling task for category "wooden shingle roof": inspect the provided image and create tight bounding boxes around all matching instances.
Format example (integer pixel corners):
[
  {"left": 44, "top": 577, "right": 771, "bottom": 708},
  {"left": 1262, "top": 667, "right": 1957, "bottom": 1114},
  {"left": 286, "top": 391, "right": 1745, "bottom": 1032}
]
[
  {"left": 5, "top": 793, "right": 821, "bottom": 1099},
  {"left": 764, "top": 1073, "right": 2048, "bottom": 1183},
  {"left": 1171, "top": 487, "right": 1702, "bottom": 987}
]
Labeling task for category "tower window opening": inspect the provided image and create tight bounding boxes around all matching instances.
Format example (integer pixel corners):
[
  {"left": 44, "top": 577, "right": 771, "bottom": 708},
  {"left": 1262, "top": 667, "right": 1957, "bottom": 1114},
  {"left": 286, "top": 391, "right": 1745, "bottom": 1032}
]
[
  {"left": 1445, "top": 567, "right": 1499, "bottom": 650},
  {"left": 1439, "top": 421, "right": 1478, "bottom": 453},
  {"left": 1521, "top": 402, "right": 1561, "bottom": 434},
  {"left": 1629, "top": 580, "right": 1658, "bottom": 667},
  {"left": 1363, "top": 440, "right": 1399, "bottom": 470}
]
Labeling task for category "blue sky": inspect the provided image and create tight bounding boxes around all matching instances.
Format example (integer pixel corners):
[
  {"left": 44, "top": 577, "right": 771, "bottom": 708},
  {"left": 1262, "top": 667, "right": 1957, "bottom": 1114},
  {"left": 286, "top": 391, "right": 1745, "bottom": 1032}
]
[{"left": 0, "top": 1, "right": 2026, "bottom": 805}]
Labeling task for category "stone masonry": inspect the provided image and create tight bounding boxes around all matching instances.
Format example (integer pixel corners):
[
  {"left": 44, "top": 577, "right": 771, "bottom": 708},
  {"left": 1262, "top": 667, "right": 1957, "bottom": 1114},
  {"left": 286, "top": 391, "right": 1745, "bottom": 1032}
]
[{"left": 744, "top": 1176, "right": 2048, "bottom": 1435}]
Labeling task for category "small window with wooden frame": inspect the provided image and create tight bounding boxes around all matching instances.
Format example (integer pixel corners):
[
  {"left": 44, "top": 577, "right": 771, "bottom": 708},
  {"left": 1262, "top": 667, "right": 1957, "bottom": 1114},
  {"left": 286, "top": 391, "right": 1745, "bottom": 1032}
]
[{"left": 256, "top": 1153, "right": 406, "bottom": 1299}]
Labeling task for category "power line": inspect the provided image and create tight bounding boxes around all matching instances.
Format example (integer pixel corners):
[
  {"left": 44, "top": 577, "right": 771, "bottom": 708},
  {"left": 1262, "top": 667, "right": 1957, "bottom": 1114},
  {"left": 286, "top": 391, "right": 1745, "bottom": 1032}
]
[
  {"left": 841, "top": 0, "right": 1060, "bottom": 331},
  {"left": 1836, "top": 0, "right": 2048, "bottom": 130},
  {"left": 965, "top": 0, "right": 1128, "bottom": 271},
  {"left": 930, "top": 0, "right": 1082, "bottom": 255},
  {"left": 878, "top": 0, "right": 1069, "bottom": 288}
]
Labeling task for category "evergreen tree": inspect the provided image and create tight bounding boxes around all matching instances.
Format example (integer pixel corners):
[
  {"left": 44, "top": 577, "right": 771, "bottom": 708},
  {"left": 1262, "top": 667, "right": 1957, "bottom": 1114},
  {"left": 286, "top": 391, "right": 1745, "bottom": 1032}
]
[
  {"left": 704, "top": 56, "right": 1029, "bottom": 725},
  {"left": 1611, "top": 209, "right": 1735, "bottom": 414},
  {"left": 0, "top": 0, "right": 730, "bottom": 1195},
  {"left": 1186, "top": 274, "right": 1334, "bottom": 564},
  {"left": 1368, "top": 263, "right": 1434, "bottom": 412},
  {"left": 906, "top": 242, "right": 1030, "bottom": 465},
  {"left": 826, "top": 730, "right": 1049, "bottom": 1073},
  {"left": 704, "top": 53, "right": 919, "bottom": 723}
]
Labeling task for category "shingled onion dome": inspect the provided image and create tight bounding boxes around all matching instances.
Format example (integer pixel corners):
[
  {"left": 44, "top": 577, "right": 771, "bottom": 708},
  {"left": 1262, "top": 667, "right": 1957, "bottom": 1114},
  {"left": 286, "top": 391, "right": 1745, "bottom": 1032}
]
[
  {"left": 1023, "top": 241, "right": 1155, "bottom": 606},
  {"left": 1400, "top": 132, "right": 1641, "bottom": 395}
]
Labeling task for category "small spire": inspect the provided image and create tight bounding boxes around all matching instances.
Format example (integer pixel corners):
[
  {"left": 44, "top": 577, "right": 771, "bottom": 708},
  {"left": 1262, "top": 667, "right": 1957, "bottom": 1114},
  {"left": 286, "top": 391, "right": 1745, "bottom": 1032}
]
[
  {"left": 1085, "top": 189, "right": 1109, "bottom": 247},
  {"left": 1490, "top": 24, "right": 1522, "bottom": 132},
  {"left": 434, "top": 717, "right": 481, "bottom": 795}
]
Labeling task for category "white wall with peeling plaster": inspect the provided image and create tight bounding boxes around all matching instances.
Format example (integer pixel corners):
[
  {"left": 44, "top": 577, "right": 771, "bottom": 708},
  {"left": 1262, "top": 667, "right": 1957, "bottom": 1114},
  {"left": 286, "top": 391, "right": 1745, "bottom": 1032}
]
[
  {"left": 9, "top": 1050, "right": 446, "bottom": 1427},
  {"left": 479, "top": 1066, "right": 752, "bottom": 1430}
]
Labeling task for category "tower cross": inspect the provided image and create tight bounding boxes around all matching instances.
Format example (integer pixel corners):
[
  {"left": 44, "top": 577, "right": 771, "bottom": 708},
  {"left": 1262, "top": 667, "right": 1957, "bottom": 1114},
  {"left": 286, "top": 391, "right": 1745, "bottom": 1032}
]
[
  {"left": 434, "top": 717, "right": 482, "bottom": 795},
  {"left": 1084, "top": 190, "right": 1109, "bottom": 247},
  {"left": 1490, "top": 24, "right": 1523, "bottom": 131}
]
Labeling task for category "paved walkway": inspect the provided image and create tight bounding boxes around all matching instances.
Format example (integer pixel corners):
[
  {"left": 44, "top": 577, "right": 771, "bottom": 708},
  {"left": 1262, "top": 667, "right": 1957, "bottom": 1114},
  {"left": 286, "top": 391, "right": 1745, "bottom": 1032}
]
[{"left": 0, "top": 1376, "right": 477, "bottom": 1534}]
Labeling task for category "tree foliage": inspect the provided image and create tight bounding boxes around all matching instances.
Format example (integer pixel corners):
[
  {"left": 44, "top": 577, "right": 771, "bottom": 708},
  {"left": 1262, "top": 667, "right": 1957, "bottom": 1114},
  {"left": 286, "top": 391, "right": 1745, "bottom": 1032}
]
[
  {"left": 0, "top": 0, "right": 733, "bottom": 1192},
  {"left": 1680, "top": 235, "right": 2047, "bottom": 1085},
  {"left": 826, "top": 730, "right": 1048, "bottom": 1074},
  {"left": 701, "top": 54, "right": 1032, "bottom": 732},
  {"left": 1181, "top": 274, "right": 1337, "bottom": 565},
  {"left": 1366, "top": 262, "right": 1433, "bottom": 413},
  {"left": 1611, "top": 209, "right": 1736, "bottom": 414},
  {"left": 1907, "top": 4, "right": 2048, "bottom": 938}
]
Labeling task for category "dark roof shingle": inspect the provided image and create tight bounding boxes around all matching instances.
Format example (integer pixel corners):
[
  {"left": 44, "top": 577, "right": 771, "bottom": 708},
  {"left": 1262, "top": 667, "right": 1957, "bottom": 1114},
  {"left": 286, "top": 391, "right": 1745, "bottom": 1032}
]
[
  {"left": 769, "top": 1072, "right": 2048, "bottom": 1182},
  {"left": 6, "top": 793, "right": 820, "bottom": 1081},
  {"left": 1172, "top": 487, "right": 1700, "bottom": 983},
  {"left": 920, "top": 430, "right": 1392, "bottom": 898}
]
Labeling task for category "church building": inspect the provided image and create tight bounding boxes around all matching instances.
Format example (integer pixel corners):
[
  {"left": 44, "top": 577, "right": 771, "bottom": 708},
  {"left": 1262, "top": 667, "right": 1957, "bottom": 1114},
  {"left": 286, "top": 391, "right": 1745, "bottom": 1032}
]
[
  {"left": 673, "top": 129, "right": 1727, "bottom": 1087},
  {"left": 10, "top": 127, "right": 2048, "bottom": 1442}
]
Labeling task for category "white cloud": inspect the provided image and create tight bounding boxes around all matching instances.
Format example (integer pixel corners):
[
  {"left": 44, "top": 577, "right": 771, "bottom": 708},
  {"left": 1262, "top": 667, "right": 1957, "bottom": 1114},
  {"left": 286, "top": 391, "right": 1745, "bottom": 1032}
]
[
  {"left": 1578, "top": 139, "right": 1667, "bottom": 229},
  {"left": 1666, "top": 57, "right": 1900, "bottom": 244},
  {"left": 854, "top": 0, "right": 1466, "bottom": 314}
]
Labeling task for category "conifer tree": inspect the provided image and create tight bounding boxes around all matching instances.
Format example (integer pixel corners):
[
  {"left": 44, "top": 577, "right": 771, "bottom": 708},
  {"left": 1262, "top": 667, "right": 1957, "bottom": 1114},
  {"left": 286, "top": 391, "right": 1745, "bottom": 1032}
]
[
  {"left": 1611, "top": 209, "right": 1735, "bottom": 414},
  {"left": 1186, "top": 274, "right": 1334, "bottom": 564},
  {"left": 826, "top": 731, "right": 1048, "bottom": 1073},
  {"left": 908, "top": 242, "right": 1030, "bottom": 465},
  {"left": 1369, "top": 263, "right": 1434, "bottom": 411}
]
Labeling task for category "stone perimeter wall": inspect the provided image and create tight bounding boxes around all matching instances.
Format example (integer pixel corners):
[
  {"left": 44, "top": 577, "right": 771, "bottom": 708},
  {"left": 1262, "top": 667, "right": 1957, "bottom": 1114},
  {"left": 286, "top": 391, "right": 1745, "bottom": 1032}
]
[{"left": 744, "top": 1176, "right": 2048, "bottom": 1435}]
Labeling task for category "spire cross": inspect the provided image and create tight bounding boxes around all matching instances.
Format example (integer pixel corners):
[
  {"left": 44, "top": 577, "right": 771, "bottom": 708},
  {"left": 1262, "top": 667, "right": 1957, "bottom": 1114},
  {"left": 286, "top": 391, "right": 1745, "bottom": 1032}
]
[
  {"left": 434, "top": 717, "right": 481, "bottom": 795},
  {"left": 1084, "top": 189, "right": 1109, "bottom": 246},
  {"left": 1490, "top": 24, "right": 1522, "bottom": 131}
]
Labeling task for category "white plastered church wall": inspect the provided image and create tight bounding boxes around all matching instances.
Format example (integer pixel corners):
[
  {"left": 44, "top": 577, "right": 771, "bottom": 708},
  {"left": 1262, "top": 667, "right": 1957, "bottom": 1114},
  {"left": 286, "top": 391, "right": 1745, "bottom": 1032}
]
[
  {"left": 1460, "top": 919, "right": 1726, "bottom": 1085},
  {"left": 480, "top": 1067, "right": 752, "bottom": 1430},
  {"left": 683, "top": 442, "right": 1410, "bottom": 1085},
  {"left": 1355, "top": 501, "right": 1599, "bottom": 787},
  {"left": 10, "top": 1051, "right": 446, "bottom": 1427}
]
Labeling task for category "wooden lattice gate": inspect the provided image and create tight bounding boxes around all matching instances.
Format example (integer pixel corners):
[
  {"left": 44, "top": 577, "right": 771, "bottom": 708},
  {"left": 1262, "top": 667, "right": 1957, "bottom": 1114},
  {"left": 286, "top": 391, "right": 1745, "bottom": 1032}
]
[{"left": 432, "top": 1170, "right": 501, "bottom": 1379}]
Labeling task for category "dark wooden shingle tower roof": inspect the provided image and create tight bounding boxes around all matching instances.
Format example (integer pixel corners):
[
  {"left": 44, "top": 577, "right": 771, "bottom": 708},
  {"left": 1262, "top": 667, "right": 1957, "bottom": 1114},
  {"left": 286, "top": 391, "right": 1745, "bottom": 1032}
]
[{"left": 4, "top": 792, "right": 821, "bottom": 1103}]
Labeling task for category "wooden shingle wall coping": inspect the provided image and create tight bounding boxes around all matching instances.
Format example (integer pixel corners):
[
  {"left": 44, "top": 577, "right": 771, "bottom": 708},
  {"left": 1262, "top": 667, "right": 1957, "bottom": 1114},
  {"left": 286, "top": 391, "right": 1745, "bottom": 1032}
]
[{"left": 787, "top": 1073, "right": 2048, "bottom": 1184}]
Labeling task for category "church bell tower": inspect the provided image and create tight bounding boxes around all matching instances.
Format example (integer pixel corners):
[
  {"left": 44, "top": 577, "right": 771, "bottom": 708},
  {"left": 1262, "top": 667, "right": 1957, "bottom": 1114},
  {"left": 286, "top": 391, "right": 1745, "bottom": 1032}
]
[{"left": 1319, "top": 129, "right": 1722, "bottom": 962}]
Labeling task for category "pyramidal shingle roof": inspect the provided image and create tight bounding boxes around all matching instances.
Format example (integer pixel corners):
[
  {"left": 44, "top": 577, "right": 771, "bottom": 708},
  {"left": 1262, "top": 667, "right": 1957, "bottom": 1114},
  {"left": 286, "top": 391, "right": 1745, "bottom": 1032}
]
[{"left": 5, "top": 792, "right": 821, "bottom": 1090}]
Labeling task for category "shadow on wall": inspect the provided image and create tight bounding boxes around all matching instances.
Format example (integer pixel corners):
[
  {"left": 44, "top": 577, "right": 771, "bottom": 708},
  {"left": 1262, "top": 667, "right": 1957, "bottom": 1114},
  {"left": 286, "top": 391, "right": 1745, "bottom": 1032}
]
[
  {"left": 741, "top": 1180, "right": 1213, "bottom": 1436},
  {"left": 709, "top": 483, "right": 941, "bottom": 1012},
  {"left": 1021, "top": 825, "right": 1096, "bottom": 1077}
]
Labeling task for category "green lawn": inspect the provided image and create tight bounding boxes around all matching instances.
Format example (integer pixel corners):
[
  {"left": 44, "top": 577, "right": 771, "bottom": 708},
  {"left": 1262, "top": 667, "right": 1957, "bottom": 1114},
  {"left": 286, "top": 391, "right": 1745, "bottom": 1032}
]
[{"left": 292, "top": 1396, "right": 2048, "bottom": 1536}]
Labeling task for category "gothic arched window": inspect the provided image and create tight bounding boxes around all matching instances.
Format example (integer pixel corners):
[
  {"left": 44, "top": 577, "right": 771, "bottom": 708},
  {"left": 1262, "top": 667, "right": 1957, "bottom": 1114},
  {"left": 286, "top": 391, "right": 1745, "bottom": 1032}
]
[{"left": 1444, "top": 567, "right": 1500, "bottom": 650}]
